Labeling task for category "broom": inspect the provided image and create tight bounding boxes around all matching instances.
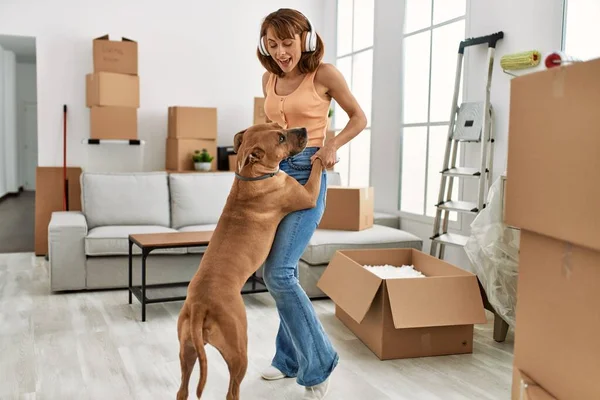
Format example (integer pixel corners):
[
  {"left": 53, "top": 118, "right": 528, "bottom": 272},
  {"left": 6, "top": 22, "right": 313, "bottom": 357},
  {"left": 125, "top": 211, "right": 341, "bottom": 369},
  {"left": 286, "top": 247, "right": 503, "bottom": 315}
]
[{"left": 63, "top": 104, "right": 69, "bottom": 211}]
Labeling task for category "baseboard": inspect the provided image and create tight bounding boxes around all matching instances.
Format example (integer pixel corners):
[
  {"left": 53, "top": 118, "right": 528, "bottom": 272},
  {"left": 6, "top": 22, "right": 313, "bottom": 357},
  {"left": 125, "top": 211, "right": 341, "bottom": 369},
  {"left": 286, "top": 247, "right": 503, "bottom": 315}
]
[{"left": 0, "top": 188, "right": 24, "bottom": 204}]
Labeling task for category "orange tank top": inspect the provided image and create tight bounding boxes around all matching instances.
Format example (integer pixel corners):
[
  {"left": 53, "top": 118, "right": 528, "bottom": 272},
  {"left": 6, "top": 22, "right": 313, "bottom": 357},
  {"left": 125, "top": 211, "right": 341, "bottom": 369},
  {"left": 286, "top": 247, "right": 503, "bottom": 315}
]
[{"left": 264, "top": 67, "right": 331, "bottom": 148}]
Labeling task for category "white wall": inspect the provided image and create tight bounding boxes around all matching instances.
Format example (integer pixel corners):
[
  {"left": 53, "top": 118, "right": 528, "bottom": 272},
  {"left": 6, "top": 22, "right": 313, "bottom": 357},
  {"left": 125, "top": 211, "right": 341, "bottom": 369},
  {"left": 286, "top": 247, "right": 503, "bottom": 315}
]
[
  {"left": 17, "top": 62, "right": 37, "bottom": 189},
  {"left": 0, "top": 0, "right": 328, "bottom": 172},
  {"left": 0, "top": 47, "right": 4, "bottom": 197},
  {"left": 3, "top": 49, "right": 18, "bottom": 194},
  {"left": 369, "top": 0, "right": 566, "bottom": 270},
  {"left": 0, "top": 46, "right": 19, "bottom": 198}
]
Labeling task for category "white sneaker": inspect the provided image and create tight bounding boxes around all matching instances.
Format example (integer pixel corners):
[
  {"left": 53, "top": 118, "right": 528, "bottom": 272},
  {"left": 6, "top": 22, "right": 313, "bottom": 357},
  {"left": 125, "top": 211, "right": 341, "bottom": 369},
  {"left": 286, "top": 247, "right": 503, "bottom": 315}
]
[
  {"left": 302, "top": 377, "right": 331, "bottom": 399},
  {"left": 261, "top": 365, "right": 288, "bottom": 380}
]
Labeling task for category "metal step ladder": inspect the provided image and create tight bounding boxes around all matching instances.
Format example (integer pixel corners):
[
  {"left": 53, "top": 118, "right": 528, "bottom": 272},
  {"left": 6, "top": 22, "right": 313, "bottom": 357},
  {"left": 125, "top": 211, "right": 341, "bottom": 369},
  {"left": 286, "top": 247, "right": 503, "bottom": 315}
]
[{"left": 430, "top": 31, "right": 504, "bottom": 259}]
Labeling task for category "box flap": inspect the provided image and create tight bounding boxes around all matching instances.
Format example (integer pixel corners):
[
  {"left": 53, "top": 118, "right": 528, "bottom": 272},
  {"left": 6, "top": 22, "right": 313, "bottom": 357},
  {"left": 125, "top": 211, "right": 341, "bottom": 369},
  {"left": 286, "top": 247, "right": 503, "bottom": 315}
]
[
  {"left": 516, "top": 369, "right": 557, "bottom": 400},
  {"left": 386, "top": 275, "right": 487, "bottom": 329},
  {"left": 317, "top": 252, "right": 383, "bottom": 324},
  {"left": 94, "top": 34, "right": 136, "bottom": 43}
]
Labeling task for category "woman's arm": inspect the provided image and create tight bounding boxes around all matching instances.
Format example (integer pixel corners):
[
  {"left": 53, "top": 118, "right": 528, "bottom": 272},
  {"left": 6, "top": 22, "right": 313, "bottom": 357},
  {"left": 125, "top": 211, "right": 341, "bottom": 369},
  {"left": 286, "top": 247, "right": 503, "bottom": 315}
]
[
  {"left": 311, "top": 64, "right": 367, "bottom": 167},
  {"left": 317, "top": 63, "right": 367, "bottom": 150}
]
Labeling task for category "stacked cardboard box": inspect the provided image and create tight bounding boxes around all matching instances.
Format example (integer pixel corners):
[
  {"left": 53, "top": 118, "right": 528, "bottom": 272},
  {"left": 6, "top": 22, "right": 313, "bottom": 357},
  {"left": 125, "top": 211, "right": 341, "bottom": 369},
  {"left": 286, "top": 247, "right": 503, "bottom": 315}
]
[
  {"left": 318, "top": 186, "right": 374, "bottom": 231},
  {"left": 86, "top": 35, "right": 139, "bottom": 140},
  {"left": 505, "top": 58, "right": 600, "bottom": 400},
  {"left": 166, "top": 106, "right": 218, "bottom": 171}
]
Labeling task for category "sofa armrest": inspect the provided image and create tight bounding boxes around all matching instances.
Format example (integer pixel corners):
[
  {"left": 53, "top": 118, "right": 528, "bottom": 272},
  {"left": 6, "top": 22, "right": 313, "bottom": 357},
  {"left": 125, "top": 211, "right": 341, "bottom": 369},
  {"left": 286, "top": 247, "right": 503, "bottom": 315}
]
[
  {"left": 374, "top": 212, "right": 400, "bottom": 230},
  {"left": 48, "top": 211, "right": 88, "bottom": 291}
]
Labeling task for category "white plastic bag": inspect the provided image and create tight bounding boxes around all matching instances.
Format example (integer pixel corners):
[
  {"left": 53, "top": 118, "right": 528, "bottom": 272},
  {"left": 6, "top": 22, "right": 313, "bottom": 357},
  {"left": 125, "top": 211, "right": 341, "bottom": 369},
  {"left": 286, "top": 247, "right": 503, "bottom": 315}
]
[{"left": 464, "top": 176, "right": 520, "bottom": 328}]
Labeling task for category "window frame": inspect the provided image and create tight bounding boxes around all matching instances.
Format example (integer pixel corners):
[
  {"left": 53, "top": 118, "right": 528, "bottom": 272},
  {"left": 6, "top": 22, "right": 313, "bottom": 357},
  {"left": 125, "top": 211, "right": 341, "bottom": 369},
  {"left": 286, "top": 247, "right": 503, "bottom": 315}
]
[
  {"left": 561, "top": 0, "right": 600, "bottom": 61},
  {"left": 397, "top": 0, "right": 467, "bottom": 229},
  {"left": 333, "top": 0, "right": 375, "bottom": 187}
]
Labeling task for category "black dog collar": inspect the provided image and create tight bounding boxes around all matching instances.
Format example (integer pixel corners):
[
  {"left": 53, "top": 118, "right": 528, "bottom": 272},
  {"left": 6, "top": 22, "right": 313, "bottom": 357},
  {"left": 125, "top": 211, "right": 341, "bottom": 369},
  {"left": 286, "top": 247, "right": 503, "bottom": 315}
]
[{"left": 234, "top": 170, "right": 279, "bottom": 181}]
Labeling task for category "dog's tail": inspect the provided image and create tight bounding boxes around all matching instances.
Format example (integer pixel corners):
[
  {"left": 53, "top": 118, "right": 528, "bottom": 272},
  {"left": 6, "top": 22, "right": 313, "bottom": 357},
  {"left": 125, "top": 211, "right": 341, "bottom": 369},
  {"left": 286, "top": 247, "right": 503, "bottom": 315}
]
[{"left": 190, "top": 304, "right": 209, "bottom": 398}]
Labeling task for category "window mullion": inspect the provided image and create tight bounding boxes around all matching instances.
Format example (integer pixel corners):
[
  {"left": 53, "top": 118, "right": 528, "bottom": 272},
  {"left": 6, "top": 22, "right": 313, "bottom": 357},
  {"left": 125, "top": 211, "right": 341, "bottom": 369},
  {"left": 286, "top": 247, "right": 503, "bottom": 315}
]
[
  {"left": 403, "top": 15, "right": 465, "bottom": 39},
  {"left": 347, "top": 0, "right": 355, "bottom": 186},
  {"left": 422, "top": 1, "right": 435, "bottom": 216},
  {"left": 399, "top": 2, "right": 468, "bottom": 217}
]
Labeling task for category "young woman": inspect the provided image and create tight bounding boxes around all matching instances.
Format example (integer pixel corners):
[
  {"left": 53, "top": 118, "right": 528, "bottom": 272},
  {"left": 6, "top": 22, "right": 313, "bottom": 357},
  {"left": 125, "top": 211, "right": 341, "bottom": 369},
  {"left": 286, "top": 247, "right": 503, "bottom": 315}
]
[{"left": 256, "top": 8, "right": 367, "bottom": 400}]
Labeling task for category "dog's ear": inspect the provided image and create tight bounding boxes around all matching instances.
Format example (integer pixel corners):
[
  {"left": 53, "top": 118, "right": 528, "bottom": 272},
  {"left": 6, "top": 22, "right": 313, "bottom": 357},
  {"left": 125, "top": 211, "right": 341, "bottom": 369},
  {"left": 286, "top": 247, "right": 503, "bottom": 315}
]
[
  {"left": 233, "top": 129, "right": 246, "bottom": 154},
  {"left": 248, "top": 148, "right": 265, "bottom": 163}
]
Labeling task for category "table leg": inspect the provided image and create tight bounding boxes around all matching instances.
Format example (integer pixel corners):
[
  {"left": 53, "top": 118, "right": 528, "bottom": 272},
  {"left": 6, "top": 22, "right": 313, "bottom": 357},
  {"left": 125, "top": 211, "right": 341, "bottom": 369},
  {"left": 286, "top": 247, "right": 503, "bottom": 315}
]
[
  {"left": 142, "top": 248, "right": 149, "bottom": 322},
  {"left": 128, "top": 239, "right": 133, "bottom": 304}
]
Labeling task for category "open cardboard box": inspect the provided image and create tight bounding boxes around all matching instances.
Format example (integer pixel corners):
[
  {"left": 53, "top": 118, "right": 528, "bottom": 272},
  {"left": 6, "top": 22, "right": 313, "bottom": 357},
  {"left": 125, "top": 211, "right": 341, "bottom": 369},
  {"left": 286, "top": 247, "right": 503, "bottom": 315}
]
[
  {"left": 514, "top": 369, "right": 557, "bottom": 400},
  {"left": 317, "top": 248, "right": 487, "bottom": 360}
]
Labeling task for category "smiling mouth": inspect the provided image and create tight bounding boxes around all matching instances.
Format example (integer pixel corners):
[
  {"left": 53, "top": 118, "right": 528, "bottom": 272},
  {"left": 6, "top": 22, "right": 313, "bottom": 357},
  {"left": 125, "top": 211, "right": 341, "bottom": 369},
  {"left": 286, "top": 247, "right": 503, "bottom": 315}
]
[{"left": 278, "top": 58, "right": 291, "bottom": 68}]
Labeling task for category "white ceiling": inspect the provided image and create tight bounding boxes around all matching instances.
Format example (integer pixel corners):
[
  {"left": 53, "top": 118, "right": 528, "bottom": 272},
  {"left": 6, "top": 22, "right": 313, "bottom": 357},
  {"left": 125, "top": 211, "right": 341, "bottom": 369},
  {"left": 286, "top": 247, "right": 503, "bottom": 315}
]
[{"left": 0, "top": 34, "right": 36, "bottom": 63}]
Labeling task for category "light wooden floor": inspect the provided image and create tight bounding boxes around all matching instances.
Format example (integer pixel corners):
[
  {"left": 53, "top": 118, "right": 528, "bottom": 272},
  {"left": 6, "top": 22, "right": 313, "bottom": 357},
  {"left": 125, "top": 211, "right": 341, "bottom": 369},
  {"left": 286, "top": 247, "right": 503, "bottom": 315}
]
[{"left": 0, "top": 253, "right": 515, "bottom": 400}]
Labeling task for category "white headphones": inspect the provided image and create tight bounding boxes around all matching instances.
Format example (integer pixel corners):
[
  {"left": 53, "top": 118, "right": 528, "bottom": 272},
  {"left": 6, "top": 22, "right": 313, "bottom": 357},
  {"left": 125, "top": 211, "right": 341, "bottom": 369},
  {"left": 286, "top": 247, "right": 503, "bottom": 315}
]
[{"left": 258, "top": 15, "right": 317, "bottom": 57}]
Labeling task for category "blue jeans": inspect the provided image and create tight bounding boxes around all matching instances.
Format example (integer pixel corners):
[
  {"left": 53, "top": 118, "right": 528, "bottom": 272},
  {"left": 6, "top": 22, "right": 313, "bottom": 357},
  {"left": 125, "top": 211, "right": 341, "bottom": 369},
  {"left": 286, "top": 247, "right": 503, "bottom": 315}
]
[{"left": 262, "top": 147, "right": 339, "bottom": 387}]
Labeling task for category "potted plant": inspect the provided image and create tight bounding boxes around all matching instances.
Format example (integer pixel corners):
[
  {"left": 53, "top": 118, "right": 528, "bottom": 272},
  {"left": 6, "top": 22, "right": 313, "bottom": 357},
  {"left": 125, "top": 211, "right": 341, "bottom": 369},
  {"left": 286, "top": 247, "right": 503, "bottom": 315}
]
[{"left": 192, "top": 149, "right": 214, "bottom": 171}]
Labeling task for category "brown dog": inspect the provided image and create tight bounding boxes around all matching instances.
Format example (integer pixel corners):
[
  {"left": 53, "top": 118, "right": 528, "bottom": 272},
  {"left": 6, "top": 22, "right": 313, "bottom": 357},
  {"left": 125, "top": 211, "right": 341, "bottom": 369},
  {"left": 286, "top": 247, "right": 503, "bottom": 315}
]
[{"left": 176, "top": 122, "right": 324, "bottom": 400}]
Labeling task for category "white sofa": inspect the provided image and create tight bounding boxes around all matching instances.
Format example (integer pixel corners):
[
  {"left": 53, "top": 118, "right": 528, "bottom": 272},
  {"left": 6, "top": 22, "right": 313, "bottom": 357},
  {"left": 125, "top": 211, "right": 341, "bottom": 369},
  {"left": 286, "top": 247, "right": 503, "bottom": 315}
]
[{"left": 48, "top": 171, "right": 422, "bottom": 296}]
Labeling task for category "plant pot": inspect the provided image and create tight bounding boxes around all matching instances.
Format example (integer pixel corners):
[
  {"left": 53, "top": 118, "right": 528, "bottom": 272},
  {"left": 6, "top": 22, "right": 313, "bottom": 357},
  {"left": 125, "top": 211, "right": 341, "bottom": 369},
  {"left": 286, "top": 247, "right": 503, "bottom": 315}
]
[{"left": 194, "top": 162, "right": 211, "bottom": 171}]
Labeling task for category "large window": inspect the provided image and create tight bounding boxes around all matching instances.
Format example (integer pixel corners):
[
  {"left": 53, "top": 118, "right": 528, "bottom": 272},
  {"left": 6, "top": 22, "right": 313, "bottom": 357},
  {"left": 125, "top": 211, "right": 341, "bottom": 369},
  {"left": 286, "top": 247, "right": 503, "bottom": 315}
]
[
  {"left": 334, "top": 0, "right": 375, "bottom": 187},
  {"left": 563, "top": 0, "right": 600, "bottom": 61},
  {"left": 399, "top": 0, "right": 466, "bottom": 219}
]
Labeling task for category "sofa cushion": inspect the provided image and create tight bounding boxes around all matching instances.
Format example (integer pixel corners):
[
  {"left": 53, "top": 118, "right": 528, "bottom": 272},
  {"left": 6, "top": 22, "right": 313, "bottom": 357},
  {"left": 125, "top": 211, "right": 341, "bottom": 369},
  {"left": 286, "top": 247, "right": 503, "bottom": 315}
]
[
  {"left": 169, "top": 172, "right": 235, "bottom": 229},
  {"left": 178, "top": 224, "right": 217, "bottom": 253},
  {"left": 301, "top": 225, "right": 423, "bottom": 265},
  {"left": 85, "top": 225, "right": 186, "bottom": 256},
  {"left": 81, "top": 172, "right": 170, "bottom": 229}
]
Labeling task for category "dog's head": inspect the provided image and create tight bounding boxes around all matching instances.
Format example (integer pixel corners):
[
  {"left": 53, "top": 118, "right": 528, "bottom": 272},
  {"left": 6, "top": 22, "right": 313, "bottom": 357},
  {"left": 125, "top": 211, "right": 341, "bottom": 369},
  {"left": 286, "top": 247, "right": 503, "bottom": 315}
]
[{"left": 233, "top": 122, "right": 308, "bottom": 171}]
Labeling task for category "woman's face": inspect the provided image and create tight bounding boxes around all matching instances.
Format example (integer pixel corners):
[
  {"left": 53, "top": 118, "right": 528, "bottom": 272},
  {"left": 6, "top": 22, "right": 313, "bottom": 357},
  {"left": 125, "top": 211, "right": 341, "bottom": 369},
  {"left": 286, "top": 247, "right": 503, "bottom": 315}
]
[{"left": 265, "top": 27, "right": 302, "bottom": 74}]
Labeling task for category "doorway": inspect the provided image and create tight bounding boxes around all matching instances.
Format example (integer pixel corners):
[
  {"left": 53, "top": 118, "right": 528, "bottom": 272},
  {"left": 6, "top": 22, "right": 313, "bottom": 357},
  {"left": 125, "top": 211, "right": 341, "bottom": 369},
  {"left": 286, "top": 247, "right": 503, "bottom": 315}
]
[{"left": 0, "top": 34, "right": 37, "bottom": 253}]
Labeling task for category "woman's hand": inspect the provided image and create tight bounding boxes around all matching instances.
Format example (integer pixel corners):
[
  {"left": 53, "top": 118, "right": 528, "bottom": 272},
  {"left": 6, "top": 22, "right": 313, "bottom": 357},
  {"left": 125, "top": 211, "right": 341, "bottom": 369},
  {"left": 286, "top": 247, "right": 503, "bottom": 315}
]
[{"left": 311, "top": 142, "right": 338, "bottom": 169}]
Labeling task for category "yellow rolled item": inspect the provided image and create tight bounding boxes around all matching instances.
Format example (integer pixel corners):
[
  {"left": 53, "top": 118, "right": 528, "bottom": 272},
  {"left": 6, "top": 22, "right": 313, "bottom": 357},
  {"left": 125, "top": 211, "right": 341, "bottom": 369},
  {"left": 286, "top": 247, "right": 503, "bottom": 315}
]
[{"left": 500, "top": 50, "right": 542, "bottom": 70}]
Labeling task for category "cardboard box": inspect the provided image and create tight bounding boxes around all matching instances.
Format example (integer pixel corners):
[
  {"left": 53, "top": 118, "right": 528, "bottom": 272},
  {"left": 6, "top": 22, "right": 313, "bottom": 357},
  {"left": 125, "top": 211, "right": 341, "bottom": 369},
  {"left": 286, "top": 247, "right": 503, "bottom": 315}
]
[
  {"left": 513, "top": 369, "right": 557, "bottom": 400},
  {"left": 93, "top": 35, "right": 138, "bottom": 75},
  {"left": 254, "top": 97, "right": 268, "bottom": 125},
  {"left": 317, "top": 248, "right": 487, "bottom": 360},
  {"left": 35, "top": 167, "right": 82, "bottom": 256},
  {"left": 505, "top": 58, "right": 600, "bottom": 252},
  {"left": 318, "top": 187, "right": 374, "bottom": 231},
  {"left": 90, "top": 106, "right": 137, "bottom": 140},
  {"left": 228, "top": 154, "right": 237, "bottom": 171},
  {"left": 511, "top": 230, "right": 600, "bottom": 400},
  {"left": 86, "top": 72, "right": 139, "bottom": 108},
  {"left": 168, "top": 106, "right": 217, "bottom": 139},
  {"left": 166, "top": 138, "right": 217, "bottom": 171}
]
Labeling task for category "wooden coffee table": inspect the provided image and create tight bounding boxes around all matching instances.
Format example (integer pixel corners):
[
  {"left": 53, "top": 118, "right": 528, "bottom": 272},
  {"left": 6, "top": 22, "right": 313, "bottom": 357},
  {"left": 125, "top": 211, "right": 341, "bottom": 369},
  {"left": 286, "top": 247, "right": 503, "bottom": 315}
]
[{"left": 127, "top": 231, "right": 267, "bottom": 321}]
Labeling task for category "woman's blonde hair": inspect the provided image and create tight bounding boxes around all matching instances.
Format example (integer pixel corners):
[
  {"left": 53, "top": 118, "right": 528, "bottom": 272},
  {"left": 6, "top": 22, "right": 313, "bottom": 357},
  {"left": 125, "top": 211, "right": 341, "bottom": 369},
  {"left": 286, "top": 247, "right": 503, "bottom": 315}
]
[{"left": 257, "top": 8, "right": 325, "bottom": 77}]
